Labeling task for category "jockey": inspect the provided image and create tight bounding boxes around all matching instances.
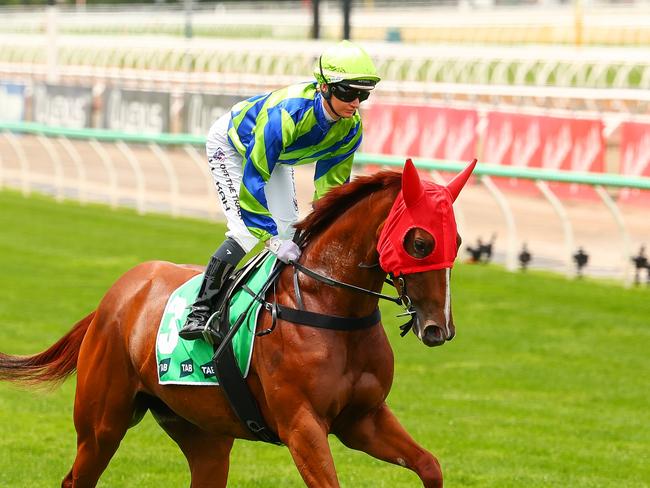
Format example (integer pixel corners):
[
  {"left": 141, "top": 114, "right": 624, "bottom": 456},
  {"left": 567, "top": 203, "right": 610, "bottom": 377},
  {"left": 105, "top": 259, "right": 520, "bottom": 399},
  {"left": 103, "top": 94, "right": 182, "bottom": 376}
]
[{"left": 180, "top": 40, "right": 381, "bottom": 341}]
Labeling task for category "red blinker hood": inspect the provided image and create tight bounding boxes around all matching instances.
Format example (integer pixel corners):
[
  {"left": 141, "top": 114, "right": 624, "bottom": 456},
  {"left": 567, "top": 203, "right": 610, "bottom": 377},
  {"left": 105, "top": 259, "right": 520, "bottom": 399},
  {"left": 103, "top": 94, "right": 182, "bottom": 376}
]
[{"left": 377, "top": 158, "right": 477, "bottom": 276}]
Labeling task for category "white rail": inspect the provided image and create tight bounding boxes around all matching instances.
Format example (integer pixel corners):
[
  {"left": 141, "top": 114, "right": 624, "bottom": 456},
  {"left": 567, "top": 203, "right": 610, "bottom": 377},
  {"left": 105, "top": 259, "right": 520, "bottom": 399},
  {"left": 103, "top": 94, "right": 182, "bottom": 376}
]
[
  {"left": 1, "top": 34, "right": 649, "bottom": 93},
  {"left": 1, "top": 124, "right": 649, "bottom": 283}
]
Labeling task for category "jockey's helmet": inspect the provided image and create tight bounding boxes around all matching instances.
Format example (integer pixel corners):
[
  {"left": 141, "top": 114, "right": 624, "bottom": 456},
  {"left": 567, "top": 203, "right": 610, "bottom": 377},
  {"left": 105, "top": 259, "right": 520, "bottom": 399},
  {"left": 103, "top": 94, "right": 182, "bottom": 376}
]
[{"left": 314, "top": 40, "right": 380, "bottom": 91}]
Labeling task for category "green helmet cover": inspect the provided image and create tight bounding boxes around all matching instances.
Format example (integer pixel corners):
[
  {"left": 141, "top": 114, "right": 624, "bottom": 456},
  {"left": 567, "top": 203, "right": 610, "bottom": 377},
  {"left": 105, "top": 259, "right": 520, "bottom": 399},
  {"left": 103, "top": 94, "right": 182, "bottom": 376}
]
[{"left": 314, "top": 40, "right": 380, "bottom": 87}]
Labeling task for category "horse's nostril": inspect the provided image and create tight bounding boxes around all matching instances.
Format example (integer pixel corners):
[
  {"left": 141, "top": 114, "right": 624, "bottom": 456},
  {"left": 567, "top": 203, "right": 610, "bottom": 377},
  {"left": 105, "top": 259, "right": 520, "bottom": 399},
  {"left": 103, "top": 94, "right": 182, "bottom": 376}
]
[{"left": 422, "top": 326, "right": 445, "bottom": 347}]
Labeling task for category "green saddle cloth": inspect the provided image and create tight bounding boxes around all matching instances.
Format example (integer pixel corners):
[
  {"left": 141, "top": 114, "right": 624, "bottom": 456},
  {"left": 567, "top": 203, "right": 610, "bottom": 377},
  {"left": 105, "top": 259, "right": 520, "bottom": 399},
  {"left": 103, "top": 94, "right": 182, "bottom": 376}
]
[{"left": 155, "top": 253, "right": 277, "bottom": 385}]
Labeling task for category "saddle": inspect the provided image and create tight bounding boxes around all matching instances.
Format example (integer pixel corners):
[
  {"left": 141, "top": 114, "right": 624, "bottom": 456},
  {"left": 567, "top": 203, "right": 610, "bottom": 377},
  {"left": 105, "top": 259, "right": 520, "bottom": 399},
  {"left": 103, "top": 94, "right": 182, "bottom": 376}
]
[{"left": 203, "top": 250, "right": 278, "bottom": 346}]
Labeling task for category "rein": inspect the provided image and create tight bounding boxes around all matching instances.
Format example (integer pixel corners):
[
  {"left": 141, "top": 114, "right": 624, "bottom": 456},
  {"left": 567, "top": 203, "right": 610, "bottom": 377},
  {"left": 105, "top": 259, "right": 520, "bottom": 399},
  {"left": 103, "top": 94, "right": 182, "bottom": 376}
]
[
  {"left": 289, "top": 261, "right": 417, "bottom": 337},
  {"left": 291, "top": 261, "right": 403, "bottom": 305}
]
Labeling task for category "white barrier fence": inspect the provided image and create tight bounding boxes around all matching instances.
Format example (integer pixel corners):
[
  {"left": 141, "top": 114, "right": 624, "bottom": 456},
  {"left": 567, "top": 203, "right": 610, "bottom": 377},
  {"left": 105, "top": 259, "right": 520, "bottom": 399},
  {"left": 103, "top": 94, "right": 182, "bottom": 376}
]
[
  {"left": 1, "top": 122, "right": 649, "bottom": 284},
  {"left": 1, "top": 34, "right": 650, "bottom": 113}
]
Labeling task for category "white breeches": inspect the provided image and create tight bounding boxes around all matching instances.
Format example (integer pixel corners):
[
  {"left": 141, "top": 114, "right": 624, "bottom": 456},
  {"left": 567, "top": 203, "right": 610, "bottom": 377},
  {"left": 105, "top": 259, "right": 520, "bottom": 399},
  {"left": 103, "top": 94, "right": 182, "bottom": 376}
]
[{"left": 205, "top": 113, "right": 299, "bottom": 253}]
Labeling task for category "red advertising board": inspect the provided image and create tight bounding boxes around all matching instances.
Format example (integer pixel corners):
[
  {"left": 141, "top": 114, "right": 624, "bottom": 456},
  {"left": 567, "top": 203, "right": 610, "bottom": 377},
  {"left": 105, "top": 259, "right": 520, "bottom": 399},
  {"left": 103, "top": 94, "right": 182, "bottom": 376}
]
[
  {"left": 482, "top": 111, "right": 605, "bottom": 198},
  {"left": 362, "top": 103, "right": 478, "bottom": 161},
  {"left": 618, "top": 121, "right": 650, "bottom": 205}
]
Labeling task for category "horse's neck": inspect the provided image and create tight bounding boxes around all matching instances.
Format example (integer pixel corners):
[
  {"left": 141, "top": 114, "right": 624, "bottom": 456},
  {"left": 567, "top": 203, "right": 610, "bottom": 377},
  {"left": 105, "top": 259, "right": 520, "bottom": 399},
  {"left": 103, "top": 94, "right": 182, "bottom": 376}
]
[{"left": 301, "top": 186, "right": 398, "bottom": 315}]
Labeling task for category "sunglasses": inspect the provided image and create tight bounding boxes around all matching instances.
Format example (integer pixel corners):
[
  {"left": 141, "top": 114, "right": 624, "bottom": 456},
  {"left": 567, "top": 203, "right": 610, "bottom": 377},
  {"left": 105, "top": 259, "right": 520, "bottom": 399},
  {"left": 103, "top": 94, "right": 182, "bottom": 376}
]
[{"left": 330, "top": 83, "right": 371, "bottom": 103}]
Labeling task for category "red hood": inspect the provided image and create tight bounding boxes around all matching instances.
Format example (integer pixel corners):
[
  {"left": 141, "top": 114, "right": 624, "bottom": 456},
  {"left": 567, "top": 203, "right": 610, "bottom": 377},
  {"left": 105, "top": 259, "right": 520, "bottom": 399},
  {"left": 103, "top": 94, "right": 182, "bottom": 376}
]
[{"left": 377, "top": 158, "right": 477, "bottom": 276}]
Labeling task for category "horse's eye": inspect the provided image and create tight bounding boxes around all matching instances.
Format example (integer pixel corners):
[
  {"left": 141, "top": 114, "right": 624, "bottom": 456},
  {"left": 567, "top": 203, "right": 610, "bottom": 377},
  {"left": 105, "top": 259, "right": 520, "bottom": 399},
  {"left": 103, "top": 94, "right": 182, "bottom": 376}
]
[
  {"left": 404, "top": 228, "right": 434, "bottom": 259},
  {"left": 413, "top": 237, "right": 433, "bottom": 258}
]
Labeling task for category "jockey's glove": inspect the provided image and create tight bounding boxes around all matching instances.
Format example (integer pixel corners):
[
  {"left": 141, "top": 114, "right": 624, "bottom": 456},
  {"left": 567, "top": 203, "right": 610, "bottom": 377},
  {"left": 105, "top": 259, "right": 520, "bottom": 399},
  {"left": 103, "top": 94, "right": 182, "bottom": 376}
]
[{"left": 267, "top": 236, "right": 301, "bottom": 264}]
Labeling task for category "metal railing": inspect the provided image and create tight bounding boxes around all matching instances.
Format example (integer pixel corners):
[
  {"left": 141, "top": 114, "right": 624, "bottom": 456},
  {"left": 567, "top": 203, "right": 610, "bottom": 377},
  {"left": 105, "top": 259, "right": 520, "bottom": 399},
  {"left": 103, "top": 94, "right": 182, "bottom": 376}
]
[
  {"left": 2, "top": 121, "right": 649, "bottom": 283},
  {"left": 1, "top": 34, "right": 650, "bottom": 92},
  {"left": 3, "top": 37, "right": 650, "bottom": 115}
]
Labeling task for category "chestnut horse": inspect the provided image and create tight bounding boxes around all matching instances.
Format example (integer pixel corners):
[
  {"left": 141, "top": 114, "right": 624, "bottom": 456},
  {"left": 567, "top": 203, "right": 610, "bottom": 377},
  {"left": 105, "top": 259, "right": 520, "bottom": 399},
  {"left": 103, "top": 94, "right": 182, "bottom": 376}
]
[{"left": 0, "top": 160, "right": 474, "bottom": 487}]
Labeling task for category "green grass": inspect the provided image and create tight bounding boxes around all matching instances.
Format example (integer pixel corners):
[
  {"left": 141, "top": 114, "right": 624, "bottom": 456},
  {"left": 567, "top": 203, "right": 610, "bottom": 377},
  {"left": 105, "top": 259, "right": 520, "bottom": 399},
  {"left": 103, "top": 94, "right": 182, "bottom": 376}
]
[{"left": 0, "top": 189, "right": 649, "bottom": 487}]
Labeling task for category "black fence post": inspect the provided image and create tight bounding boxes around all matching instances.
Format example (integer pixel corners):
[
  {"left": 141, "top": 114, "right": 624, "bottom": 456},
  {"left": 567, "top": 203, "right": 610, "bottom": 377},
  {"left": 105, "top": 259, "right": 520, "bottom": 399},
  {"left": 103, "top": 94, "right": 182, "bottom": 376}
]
[
  {"left": 312, "top": 0, "right": 320, "bottom": 40},
  {"left": 342, "top": 0, "right": 352, "bottom": 40}
]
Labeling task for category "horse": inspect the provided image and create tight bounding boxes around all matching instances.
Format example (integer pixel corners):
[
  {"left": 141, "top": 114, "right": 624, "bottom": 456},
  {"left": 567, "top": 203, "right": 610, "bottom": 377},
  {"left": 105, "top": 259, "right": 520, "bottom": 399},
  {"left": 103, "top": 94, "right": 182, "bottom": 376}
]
[{"left": 0, "top": 158, "right": 476, "bottom": 488}]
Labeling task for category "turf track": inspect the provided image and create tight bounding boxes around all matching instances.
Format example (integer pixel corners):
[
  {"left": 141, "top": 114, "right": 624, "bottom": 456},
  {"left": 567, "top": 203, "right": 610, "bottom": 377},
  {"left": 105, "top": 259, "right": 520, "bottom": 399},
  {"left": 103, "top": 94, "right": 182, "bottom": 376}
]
[{"left": 0, "top": 189, "right": 648, "bottom": 487}]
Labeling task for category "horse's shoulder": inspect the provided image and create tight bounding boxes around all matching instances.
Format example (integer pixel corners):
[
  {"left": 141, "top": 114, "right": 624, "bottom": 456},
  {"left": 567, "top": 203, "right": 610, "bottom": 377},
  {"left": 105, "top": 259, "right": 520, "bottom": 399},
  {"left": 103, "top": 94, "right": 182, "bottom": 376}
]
[
  {"left": 127, "top": 260, "right": 200, "bottom": 272},
  {"left": 118, "top": 261, "right": 203, "bottom": 287}
]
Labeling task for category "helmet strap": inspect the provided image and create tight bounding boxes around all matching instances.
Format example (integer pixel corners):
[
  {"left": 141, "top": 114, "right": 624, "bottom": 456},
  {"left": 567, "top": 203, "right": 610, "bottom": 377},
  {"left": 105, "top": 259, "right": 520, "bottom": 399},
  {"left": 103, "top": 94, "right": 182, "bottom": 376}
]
[
  {"left": 324, "top": 94, "right": 342, "bottom": 120},
  {"left": 319, "top": 55, "right": 332, "bottom": 100},
  {"left": 319, "top": 55, "right": 342, "bottom": 119}
]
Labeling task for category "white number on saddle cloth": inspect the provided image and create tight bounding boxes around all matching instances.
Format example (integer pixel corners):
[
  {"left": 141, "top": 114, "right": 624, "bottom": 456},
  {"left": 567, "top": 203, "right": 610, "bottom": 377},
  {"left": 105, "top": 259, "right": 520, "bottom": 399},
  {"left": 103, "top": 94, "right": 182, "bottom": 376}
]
[{"left": 157, "top": 295, "right": 185, "bottom": 354}]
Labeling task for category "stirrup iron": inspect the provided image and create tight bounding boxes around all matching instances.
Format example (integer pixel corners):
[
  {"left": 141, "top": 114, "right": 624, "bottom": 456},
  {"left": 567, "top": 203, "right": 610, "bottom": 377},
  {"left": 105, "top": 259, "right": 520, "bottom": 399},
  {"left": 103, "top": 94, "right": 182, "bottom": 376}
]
[{"left": 201, "top": 311, "right": 224, "bottom": 345}]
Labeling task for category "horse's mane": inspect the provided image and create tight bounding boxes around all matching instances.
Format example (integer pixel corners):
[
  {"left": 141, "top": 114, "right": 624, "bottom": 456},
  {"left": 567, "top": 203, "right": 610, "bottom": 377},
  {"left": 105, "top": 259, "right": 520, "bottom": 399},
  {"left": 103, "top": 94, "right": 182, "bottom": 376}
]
[{"left": 294, "top": 169, "right": 401, "bottom": 243}]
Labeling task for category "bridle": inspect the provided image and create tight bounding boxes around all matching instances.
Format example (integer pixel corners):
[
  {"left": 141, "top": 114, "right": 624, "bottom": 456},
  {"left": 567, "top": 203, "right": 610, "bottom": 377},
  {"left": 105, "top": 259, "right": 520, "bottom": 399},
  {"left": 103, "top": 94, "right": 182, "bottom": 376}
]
[
  {"left": 291, "top": 260, "right": 402, "bottom": 305},
  {"left": 289, "top": 260, "right": 418, "bottom": 337}
]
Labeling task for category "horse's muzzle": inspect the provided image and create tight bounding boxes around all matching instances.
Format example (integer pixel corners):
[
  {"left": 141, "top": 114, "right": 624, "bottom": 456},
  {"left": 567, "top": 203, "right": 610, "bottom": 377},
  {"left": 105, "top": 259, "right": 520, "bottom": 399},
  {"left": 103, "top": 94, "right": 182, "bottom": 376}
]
[{"left": 421, "top": 324, "right": 454, "bottom": 347}]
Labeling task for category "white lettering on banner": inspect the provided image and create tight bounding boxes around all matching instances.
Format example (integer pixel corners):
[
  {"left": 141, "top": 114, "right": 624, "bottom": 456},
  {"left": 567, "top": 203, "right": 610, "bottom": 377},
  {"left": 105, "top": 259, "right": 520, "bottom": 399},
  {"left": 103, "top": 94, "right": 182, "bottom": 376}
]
[
  {"left": 107, "top": 90, "right": 165, "bottom": 133},
  {"left": 571, "top": 127, "right": 602, "bottom": 172},
  {"left": 483, "top": 121, "right": 513, "bottom": 165},
  {"left": 186, "top": 95, "right": 228, "bottom": 136},
  {"left": 620, "top": 131, "right": 650, "bottom": 201},
  {"left": 620, "top": 132, "right": 650, "bottom": 200},
  {"left": 622, "top": 133, "right": 650, "bottom": 177},
  {"left": 363, "top": 107, "right": 393, "bottom": 153},
  {"left": 511, "top": 122, "right": 540, "bottom": 167},
  {"left": 444, "top": 117, "right": 475, "bottom": 161},
  {"left": 418, "top": 114, "right": 446, "bottom": 158},
  {"left": 0, "top": 87, "right": 24, "bottom": 122},
  {"left": 107, "top": 90, "right": 122, "bottom": 128},
  {"left": 390, "top": 111, "right": 419, "bottom": 156},
  {"left": 33, "top": 85, "right": 90, "bottom": 128},
  {"left": 542, "top": 124, "right": 571, "bottom": 170}
]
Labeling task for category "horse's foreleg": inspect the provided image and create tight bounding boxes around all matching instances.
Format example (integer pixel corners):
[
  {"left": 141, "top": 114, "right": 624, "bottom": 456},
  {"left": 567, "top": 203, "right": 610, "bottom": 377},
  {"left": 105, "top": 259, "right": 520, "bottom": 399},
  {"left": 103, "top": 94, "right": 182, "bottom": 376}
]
[
  {"left": 334, "top": 403, "right": 443, "bottom": 488},
  {"left": 279, "top": 409, "right": 340, "bottom": 488},
  {"left": 151, "top": 407, "right": 233, "bottom": 488}
]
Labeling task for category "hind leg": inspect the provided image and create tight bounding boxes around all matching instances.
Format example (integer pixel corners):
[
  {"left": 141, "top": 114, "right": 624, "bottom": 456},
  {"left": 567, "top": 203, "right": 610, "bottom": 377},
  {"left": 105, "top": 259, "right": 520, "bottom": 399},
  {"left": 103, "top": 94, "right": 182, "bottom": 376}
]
[
  {"left": 61, "top": 350, "right": 141, "bottom": 487},
  {"left": 62, "top": 387, "right": 139, "bottom": 488},
  {"left": 151, "top": 406, "right": 233, "bottom": 487}
]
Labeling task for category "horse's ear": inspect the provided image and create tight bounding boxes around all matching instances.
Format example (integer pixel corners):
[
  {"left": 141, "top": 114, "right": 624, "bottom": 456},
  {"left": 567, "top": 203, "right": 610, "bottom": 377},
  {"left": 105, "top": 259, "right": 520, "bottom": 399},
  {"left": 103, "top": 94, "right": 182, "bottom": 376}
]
[
  {"left": 402, "top": 158, "right": 424, "bottom": 207},
  {"left": 447, "top": 158, "right": 477, "bottom": 202}
]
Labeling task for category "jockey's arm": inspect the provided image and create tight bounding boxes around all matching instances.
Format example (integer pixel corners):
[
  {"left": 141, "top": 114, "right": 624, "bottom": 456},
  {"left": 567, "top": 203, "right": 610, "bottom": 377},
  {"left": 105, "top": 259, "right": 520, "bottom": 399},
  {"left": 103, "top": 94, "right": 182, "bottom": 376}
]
[
  {"left": 238, "top": 107, "right": 293, "bottom": 242},
  {"left": 313, "top": 153, "right": 355, "bottom": 201},
  {"left": 312, "top": 125, "right": 363, "bottom": 200}
]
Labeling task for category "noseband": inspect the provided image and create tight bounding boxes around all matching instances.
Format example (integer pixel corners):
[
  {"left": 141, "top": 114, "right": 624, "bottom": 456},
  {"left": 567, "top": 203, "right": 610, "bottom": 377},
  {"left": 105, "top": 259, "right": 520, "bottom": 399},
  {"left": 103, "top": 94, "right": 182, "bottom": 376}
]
[
  {"left": 392, "top": 275, "right": 417, "bottom": 337},
  {"left": 289, "top": 261, "right": 417, "bottom": 336}
]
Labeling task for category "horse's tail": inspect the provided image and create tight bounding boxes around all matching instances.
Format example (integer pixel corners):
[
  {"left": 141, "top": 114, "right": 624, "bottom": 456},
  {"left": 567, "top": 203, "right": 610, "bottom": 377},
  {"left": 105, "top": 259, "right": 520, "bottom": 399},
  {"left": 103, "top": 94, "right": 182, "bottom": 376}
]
[{"left": 0, "top": 311, "right": 95, "bottom": 388}]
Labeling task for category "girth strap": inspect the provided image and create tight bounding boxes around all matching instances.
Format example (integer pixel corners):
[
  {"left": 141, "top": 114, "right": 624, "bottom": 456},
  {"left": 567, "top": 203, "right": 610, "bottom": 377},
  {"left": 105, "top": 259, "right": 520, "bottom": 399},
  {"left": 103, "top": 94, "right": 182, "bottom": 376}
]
[
  {"left": 273, "top": 304, "right": 381, "bottom": 331},
  {"left": 212, "top": 342, "right": 282, "bottom": 445},
  {"left": 211, "top": 251, "right": 286, "bottom": 446}
]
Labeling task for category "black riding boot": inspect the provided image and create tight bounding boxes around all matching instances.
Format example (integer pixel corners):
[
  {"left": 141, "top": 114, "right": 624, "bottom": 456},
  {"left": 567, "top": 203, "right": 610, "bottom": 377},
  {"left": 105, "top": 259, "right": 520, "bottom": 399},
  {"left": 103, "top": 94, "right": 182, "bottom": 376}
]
[{"left": 179, "top": 238, "right": 246, "bottom": 341}]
